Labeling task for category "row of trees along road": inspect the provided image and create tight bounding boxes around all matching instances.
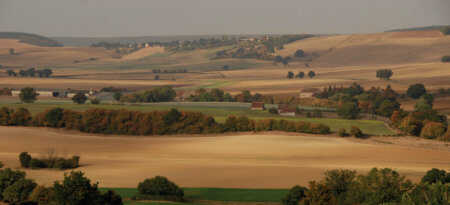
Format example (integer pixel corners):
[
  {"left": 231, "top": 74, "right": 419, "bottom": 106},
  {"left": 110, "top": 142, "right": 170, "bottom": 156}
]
[{"left": 287, "top": 71, "right": 315, "bottom": 79}]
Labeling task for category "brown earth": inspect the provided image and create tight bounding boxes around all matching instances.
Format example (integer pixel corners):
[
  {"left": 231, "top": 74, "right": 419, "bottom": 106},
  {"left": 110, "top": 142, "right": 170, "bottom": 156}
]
[{"left": 0, "top": 126, "right": 448, "bottom": 188}]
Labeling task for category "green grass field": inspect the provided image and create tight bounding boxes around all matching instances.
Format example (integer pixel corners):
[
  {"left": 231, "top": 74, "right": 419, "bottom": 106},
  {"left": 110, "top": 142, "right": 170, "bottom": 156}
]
[
  {"left": 0, "top": 101, "right": 394, "bottom": 135},
  {"left": 102, "top": 187, "right": 288, "bottom": 204}
]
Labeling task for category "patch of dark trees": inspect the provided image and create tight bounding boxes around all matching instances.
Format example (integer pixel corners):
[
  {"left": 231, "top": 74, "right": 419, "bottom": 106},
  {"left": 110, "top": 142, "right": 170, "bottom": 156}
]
[
  {"left": 19, "top": 152, "right": 79, "bottom": 170},
  {"left": 6, "top": 68, "right": 53, "bottom": 78}
]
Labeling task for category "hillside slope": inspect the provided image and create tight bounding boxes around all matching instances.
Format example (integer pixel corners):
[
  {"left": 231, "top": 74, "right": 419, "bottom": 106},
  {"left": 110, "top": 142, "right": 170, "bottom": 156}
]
[
  {"left": 278, "top": 30, "right": 450, "bottom": 67},
  {"left": 0, "top": 32, "right": 63, "bottom": 47}
]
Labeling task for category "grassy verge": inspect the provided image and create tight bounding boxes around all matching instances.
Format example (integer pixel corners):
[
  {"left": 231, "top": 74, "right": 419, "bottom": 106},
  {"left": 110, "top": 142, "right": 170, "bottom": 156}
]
[
  {"left": 0, "top": 101, "right": 394, "bottom": 135},
  {"left": 102, "top": 187, "right": 288, "bottom": 203}
]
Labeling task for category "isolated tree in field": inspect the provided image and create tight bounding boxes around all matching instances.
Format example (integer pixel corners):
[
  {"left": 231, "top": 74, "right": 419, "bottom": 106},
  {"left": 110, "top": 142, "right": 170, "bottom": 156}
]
[
  {"left": 113, "top": 92, "right": 122, "bottom": 102},
  {"left": 274, "top": 55, "right": 283, "bottom": 64},
  {"left": 6, "top": 70, "right": 17, "bottom": 77},
  {"left": 19, "top": 152, "right": 32, "bottom": 168},
  {"left": 9, "top": 48, "right": 15, "bottom": 55},
  {"left": 442, "top": 56, "right": 450, "bottom": 62},
  {"left": 19, "top": 87, "right": 39, "bottom": 103},
  {"left": 282, "top": 57, "right": 291, "bottom": 67},
  {"left": 137, "top": 176, "right": 184, "bottom": 201},
  {"left": 376, "top": 69, "right": 393, "bottom": 80},
  {"left": 154, "top": 75, "right": 160, "bottom": 80},
  {"left": 406, "top": 83, "right": 427, "bottom": 99},
  {"left": 287, "top": 71, "right": 294, "bottom": 79},
  {"left": 294, "top": 49, "right": 305, "bottom": 58},
  {"left": 337, "top": 102, "right": 360, "bottom": 119},
  {"left": 72, "top": 93, "right": 87, "bottom": 104},
  {"left": 296, "top": 71, "right": 305, "bottom": 79},
  {"left": 308, "top": 70, "right": 316, "bottom": 78}
]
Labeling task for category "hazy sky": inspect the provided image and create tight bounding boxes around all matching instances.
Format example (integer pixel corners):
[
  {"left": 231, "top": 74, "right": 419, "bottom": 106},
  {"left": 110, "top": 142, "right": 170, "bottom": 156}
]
[{"left": 0, "top": 0, "right": 449, "bottom": 37}]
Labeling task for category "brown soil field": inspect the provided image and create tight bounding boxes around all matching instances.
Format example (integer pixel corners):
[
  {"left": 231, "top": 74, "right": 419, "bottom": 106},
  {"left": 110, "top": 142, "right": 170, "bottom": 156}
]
[{"left": 0, "top": 126, "right": 448, "bottom": 188}]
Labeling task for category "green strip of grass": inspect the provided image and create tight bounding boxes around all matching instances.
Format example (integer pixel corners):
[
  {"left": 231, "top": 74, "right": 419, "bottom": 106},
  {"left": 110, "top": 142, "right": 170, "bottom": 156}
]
[{"left": 101, "top": 187, "right": 288, "bottom": 203}]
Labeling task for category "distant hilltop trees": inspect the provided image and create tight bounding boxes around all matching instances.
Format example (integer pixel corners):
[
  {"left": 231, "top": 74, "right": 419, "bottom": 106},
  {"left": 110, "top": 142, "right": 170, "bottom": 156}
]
[
  {"left": 6, "top": 68, "right": 53, "bottom": 78},
  {"left": 0, "top": 32, "right": 63, "bottom": 47}
]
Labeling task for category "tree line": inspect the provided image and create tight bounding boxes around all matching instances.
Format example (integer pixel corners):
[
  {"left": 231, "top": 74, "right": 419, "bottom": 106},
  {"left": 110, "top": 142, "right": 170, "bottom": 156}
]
[
  {"left": 282, "top": 168, "right": 449, "bottom": 205},
  {"left": 287, "top": 71, "right": 316, "bottom": 79},
  {"left": 6, "top": 68, "right": 53, "bottom": 78},
  {"left": 0, "top": 107, "right": 331, "bottom": 136}
]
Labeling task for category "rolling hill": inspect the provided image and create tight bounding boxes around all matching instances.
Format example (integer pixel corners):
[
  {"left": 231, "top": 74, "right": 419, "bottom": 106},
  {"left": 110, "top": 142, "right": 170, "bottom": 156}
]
[{"left": 0, "top": 32, "right": 63, "bottom": 47}]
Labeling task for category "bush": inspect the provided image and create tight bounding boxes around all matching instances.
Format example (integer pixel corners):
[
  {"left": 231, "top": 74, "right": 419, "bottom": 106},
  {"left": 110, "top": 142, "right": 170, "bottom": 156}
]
[
  {"left": 441, "top": 26, "right": 450, "bottom": 35},
  {"left": 337, "top": 102, "right": 359, "bottom": 119},
  {"left": 19, "top": 152, "right": 32, "bottom": 168},
  {"left": 137, "top": 176, "right": 184, "bottom": 202},
  {"left": 72, "top": 93, "right": 88, "bottom": 104},
  {"left": 338, "top": 128, "right": 348, "bottom": 137},
  {"left": 90, "top": 98, "right": 101, "bottom": 105},
  {"left": 282, "top": 185, "right": 307, "bottom": 205},
  {"left": 350, "top": 126, "right": 364, "bottom": 138},
  {"left": 406, "top": 84, "right": 427, "bottom": 99},
  {"left": 420, "top": 121, "right": 446, "bottom": 139},
  {"left": 30, "top": 186, "right": 55, "bottom": 205},
  {"left": 442, "top": 55, "right": 450, "bottom": 62},
  {"left": 100, "top": 190, "right": 123, "bottom": 205},
  {"left": 2, "top": 178, "right": 37, "bottom": 204},
  {"left": 421, "top": 168, "right": 450, "bottom": 184},
  {"left": 53, "top": 171, "right": 102, "bottom": 205},
  {"left": 268, "top": 107, "right": 278, "bottom": 114},
  {"left": 23, "top": 152, "right": 80, "bottom": 170},
  {"left": 19, "top": 87, "right": 39, "bottom": 103},
  {"left": 29, "top": 159, "right": 46, "bottom": 169},
  {"left": 0, "top": 168, "right": 26, "bottom": 200}
]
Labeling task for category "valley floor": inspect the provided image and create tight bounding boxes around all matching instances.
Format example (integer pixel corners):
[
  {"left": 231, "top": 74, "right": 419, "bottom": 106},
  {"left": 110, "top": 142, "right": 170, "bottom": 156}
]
[{"left": 0, "top": 126, "right": 448, "bottom": 188}]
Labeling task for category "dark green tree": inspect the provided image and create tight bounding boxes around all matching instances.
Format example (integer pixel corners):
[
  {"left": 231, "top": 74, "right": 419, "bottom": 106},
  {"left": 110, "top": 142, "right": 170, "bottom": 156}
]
[
  {"left": 9, "top": 48, "right": 15, "bottom": 55},
  {"left": 337, "top": 102, "right": 360, "bottom": 119},
  {"left": 72, "top": 93, "right": 88, "bottom": 104},
  {"left": 294, "top": 49, "right": 305, "bottom": 58},
  {"left": 282, "top": 185, "right": 307, "bottom": 205},
  {"left": 421, "top": 168, "right": 450, "bottom": 184},
  {"left": 308, "top": 71, "right": 316, "bottom": 78},
  {"left": 287, "top": 71, "right": 294, "bottom": 79},
  {"left": 0, "top": 168, "right": 26, "bottom": 200},
  {"left": 45, "top": 108, "right": 64, "bottom": 127},
  {"left": 53, "top": 171, "right": 102, "bottom": 205},
  {"left": 19, "top": 87, "right": 39, "bottom": 103},
  {"left": 296, "top": 71, "right": 305, "bottom": 79},
  {"left": 376, "top": 69, "right": 393, "bottom": 80},
  {"left": 407, "top": 84, "right": 427, "bottom": 99},
  {"left": 19, "top": 152, "right": 32, "bottom": 168},
  {"left": 137, "top": 176, "right": 184, "bottom": 201}
]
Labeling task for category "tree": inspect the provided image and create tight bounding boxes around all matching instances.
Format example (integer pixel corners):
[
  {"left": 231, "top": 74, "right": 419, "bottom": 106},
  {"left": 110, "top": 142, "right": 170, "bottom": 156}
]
[
  {"left": 308, "top": 71, "right": 316, "bottom": 78},
  {"left": 282, "top": 57, "right": 291, "bottom": 67},
  {"left": 415, "top": 96, "right": 433, "bottom": 112},
  {"left": 294, "top": 49, "right": 305, "bottom": 58},
  {"left": 137, "top": 176, "right": 184, "bottom": 201},
  {"left": 19, "top": 87, "right": 39, "bottom": 103},
  {"left": 19, "top": 152, "right": 32, "bottom": 168},
  {"left": 72, "top": 93, "right": 87, "bottom": 104},
  {"left": 376, "top": 69, "right": 393, "bottom": 80},
  {"left": 350, "top": 126, "right": 364, "bottom": 138},
  {"left": 441, "top": 55, "right": 450, "bottom": 62},
  {"left": 0, "top": 168, "right": 26, "bottom": 200},
  {"left": 295, "top": 71, "right": 305, "bottom": 79},
  {"left": 154, "top": 75, "right": 160, "bottom": 80},
  {"left": 421, "top": 168, "right": 450, "bottom": 184},
  {"left": 2, "top": 178, "right": 37, "bottom": 204},
  {"left": 338, "top": 128, "right": 348, "bottom": 137},
  {"left": 441, "top": 26, "right": 450, "bottom": 35},
  {"left": 45, "top": 108, "right": 64, "bottom": 127},
  {"left": 6, "top": 70, "right": 17, "bottom": 77},
  {"left": 377, "top": 99, "right": 400, "bottom": 117},
  {"left": 53, "top": 171, "right": 102, "bottom": 205},
  {"left": 407, "top": 84, "right": 426, "bottom": 99},
  {"left": 9, "top": 48, "right": 15, "bottom": 55},
  {"left": 113, "top": 92, "right": 122, "bottom": 102},
  {"left": 282, "top": 185, "right": 307, "bottom": 205},
  {"left": 274, "top": 55, "right": 283, "bottom": 64},
  {"left": 337, "top": 102, "right": 360, "bottom": 119},
  {"left": 287, "top": 71, "right": 294, "bottom": 79}
]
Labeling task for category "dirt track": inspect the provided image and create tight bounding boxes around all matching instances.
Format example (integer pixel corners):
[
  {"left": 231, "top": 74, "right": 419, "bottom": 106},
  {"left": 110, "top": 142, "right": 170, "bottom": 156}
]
[{"left": 0, "top": 126, "right": 449, "bottom": 188}]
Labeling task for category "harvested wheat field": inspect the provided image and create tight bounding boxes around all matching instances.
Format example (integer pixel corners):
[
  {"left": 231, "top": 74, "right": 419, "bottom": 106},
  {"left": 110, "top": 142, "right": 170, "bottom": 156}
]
[{"left": 0, "top": 126, "right": 448, "bottom": 189}]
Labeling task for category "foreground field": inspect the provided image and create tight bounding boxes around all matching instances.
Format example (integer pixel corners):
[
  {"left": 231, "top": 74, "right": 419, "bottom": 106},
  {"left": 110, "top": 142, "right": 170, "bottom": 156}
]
[{"left": 0, "top": 126, "right": 448, "bottom": 189}]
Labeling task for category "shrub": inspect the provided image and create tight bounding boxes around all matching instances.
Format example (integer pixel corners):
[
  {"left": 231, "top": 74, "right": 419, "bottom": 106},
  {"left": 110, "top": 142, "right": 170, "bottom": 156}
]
[
  {"left": 10, "top": 108, "right": 32, "bottom": 126},
  {"left": 337, "top": 102, "right": 360, "bottom": 119},
  {"left": 72, "top": 93, "right": 88, "bottom": 104},
  {"left": 45, "top": 108, "right": 64, "bottom": 127},
  {"left": 406, "top": 84, "right": 427, "bottom": 99},
  {"left": 282, "top": 185, "right": 307, "bottom": 205},
  {"left": 19, "top": 152, "right": 32, "bottom": 168},
  {"left": 90, "top": 98, "right": 101, "bottom": 105},
  {"left": 100, "top": 190, "right": 123, "bottom": 205},
  {"left": 137, "top": 176, "right": 184, "bottom": 202},
  {"left": 2, "top": 178, "right": 37, "bottom": 204},
  {"left": 294, "top": 49, "right": 305, "bottom": 58},
  {"left": 53, "top": 171, "right": 102, "bottom": 205},
  {"left": 421, "top": 168, "right": 450, "bottom": 184},
  {"left": 0, "top": 168, "right": 26, "bottom": 200},
  {"left": 442, "top": 55, "right": 450, "bottom": 62},
  {"left": 22, "top": 152, "right": 80, "bottom": 170},
  {"left": 338, "top": 128, "right": 348, "bottom": 137},
  {"left": 29, "top": 159, "right": 46, "bottom": 169},
  {"left": 268, "top": 107, "right": 278, "bottom": 114},
  {"left": 441, "top": 26, "right": 450, "bottom": 35},
  {"left": 420, "top": 121, "right": 446, "bottom": 139},
  {"left": 19, "top": 87, "right": 39, "bottom": 103},
  {"left": 350, "top": 126, "right": 364, "bottom": 138},
  {"left": 30, "top": 186, "right": 55, "bottom": 205}
]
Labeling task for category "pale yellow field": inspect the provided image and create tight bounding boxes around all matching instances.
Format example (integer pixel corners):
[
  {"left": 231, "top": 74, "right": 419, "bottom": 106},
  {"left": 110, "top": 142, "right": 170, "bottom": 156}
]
[
  {"left": 0, "top": 126, "right": 448, "bottom": 188},
  {"left": 121, "top": 46, "right": 165, "bottom": 61}
]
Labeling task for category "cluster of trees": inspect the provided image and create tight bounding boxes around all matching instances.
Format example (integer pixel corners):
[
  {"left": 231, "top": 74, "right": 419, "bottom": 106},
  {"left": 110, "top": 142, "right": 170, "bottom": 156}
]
[
  {"left": 187, "top": 88, "right": 234, "bottom": 102},
  {"left": 442, "top": 55, "right": 450, "bottom": 62},
  {"left": 1, "top": 107, "right": 331, "bottom": 136},
  {"left": 0, "top": 164, "right": 123, "bottom": 205},
  {"left": 100, "top": 86, "right": 127, "bottom": 93},
  {"left": 376, "top": 69, "right": 393, "bottom": 80},
  {"left": 134, "top": 176, "right": 184, "bottom": 202},
  {"left": 152, "top": 69, "right": 187, "bottom": 74},
  {"left": 282, "top": 168, "right": 449, "bottom": 205},
  {"left": 442, "top": 26, "right": 450, "bottom": 35},
  {"left": 119, "top": 86, "right": 176, "bottom": 103},
  {"left": 294, "top": 49, "right": 305, "bottom": 58},
  {"left": 6, "top": 68, "right": 53, "bottom": 78},
  {"left": 275, "top": 56, "right": 292, "bottom": 66},
  {"left": 287, "top": 71, "right": 316, "bottom": 79},
  {"left": 0, "top": 88, "right": 12, "bottom": 96},
  {"left": 19, "top": 152, "right": 80, "bottom": 170},
  {"left": 317, "top": 83, "right": 401, "bottom": 119}
]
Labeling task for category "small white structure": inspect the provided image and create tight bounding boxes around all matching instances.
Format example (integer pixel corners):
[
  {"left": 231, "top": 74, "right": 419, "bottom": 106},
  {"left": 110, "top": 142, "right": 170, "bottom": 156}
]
[{"left": 299, "top": 92, "right": 314, "bottom": 98}]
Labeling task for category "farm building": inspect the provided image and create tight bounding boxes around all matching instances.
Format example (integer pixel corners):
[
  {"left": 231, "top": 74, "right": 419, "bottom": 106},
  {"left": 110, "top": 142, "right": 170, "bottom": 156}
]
[
  {"left": 278, "top": 104, "right": 296, "bottom": 117},
  {"left": 251, "top": 102, "right": 265, "bottom": 110},
  {"left": 299, "top": 92, "right": 314, "bottom": 98}
]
